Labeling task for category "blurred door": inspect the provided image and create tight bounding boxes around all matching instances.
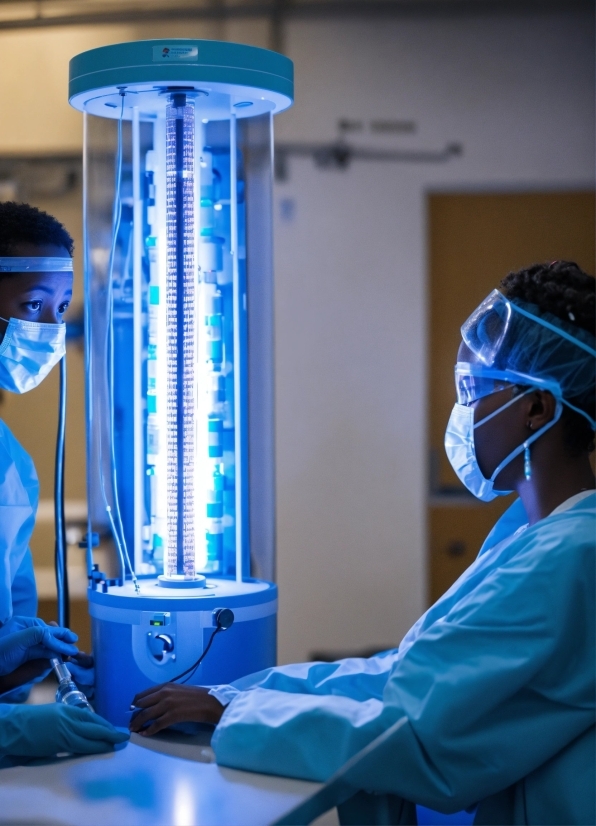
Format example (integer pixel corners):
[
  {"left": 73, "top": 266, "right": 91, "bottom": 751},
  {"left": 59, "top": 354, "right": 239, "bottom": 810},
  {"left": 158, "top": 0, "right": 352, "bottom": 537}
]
[{"left": 428, "top": 191, "right": 595, "bottom": 603}]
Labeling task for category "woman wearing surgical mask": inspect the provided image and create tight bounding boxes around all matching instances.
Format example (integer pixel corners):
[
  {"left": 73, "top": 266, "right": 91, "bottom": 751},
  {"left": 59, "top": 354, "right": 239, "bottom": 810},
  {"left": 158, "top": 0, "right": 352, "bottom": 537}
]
[
  {"left": 131, "top": 262, "right": 595, "bottom": 826},
  {"left": 0, "top": 202, "right": 127, "bottom": 762},
  {"left": 0, "top": 202, "right": 73, "bottom": 691}
]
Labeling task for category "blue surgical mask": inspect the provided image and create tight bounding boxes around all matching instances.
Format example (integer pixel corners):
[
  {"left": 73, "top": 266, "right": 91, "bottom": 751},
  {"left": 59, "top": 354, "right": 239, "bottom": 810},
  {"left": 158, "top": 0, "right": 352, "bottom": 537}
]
[
  {"left": 444, "top": 390, "right": 562, "bottom": 502},
  {"left": 0, "top": 317, "right": 66, "bottom": 394}
]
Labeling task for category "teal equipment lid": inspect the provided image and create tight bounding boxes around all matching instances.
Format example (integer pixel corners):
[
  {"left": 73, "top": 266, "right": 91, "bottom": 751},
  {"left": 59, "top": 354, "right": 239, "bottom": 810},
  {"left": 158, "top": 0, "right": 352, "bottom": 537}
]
[{"left": 69, "top": 39, "right": 293, "bottom": 120}]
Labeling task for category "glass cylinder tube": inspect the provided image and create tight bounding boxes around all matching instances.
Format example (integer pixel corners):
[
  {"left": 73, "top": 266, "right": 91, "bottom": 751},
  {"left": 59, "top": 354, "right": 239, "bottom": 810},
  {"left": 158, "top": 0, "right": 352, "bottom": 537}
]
[{"left": 80, "top": 56, "right": 285, "bottom": 588}]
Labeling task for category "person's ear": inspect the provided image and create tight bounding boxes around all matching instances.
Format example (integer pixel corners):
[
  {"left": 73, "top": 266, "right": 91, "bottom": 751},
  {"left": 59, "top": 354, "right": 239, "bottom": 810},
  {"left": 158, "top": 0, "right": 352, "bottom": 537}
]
[{"left": 527, "top": 390, "right": 557, "bottom": 431}]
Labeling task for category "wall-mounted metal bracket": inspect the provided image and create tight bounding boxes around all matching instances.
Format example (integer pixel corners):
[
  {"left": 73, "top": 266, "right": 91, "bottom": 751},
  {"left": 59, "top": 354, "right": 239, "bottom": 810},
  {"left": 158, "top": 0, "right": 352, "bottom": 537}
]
[{"left": 274, "top": 140, "right": 462, "bottom": 181}]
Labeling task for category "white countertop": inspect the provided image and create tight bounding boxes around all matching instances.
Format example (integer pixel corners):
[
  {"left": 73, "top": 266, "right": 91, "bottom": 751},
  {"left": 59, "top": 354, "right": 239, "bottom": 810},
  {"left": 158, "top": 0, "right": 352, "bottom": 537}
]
[{"left": 0, "top": 730, "right": 325, "bottom": 826}]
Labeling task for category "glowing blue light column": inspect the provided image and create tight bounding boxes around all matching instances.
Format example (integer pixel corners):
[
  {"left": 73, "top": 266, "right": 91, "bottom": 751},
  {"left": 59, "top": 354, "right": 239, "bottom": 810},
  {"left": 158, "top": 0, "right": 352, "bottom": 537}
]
[{"left": 163, "top": 92, "right": 198, "bottom": 583}]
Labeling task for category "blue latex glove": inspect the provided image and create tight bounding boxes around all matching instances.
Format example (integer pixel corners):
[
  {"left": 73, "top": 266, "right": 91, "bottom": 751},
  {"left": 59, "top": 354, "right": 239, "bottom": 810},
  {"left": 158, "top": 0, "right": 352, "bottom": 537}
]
[
  {"left": 0, "top": 703, "right": 129, "bottom": 758},
  {"left": 0, "top": 626, "right": 78, "bottom": 676},
  {"left": 67, "top": 654, "right": 95, "bottom": 699},
  {"left": 0, "top": 616, "right": 46, "bottom": 639}
]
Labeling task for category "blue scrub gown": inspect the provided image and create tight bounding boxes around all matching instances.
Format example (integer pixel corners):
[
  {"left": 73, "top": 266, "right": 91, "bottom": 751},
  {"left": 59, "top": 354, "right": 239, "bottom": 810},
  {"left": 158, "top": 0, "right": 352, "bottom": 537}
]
[
  {"left": 0, "top": 418, "right": 38, "bottom": 623},
  {"left": 0, "top": 419, "right": 39, "bottom": 703},
  {"left": 211, "top": 493, "right": 596, "bottom": 825}
]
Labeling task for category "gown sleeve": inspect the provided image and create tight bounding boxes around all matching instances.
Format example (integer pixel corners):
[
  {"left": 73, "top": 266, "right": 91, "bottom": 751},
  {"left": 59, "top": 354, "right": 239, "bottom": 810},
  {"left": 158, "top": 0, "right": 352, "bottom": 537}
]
[
  {"left": 10, "top": 549, "right": 37, "bottom": 618},
  {"left": 0, "top": 551, "right": 41, "bottom": 704},
  {"left": 209, "top": 648, "right": 401, "bottom": 707},
  {"left": 212, "top": 511, "right": 595, "bottom": 813}
]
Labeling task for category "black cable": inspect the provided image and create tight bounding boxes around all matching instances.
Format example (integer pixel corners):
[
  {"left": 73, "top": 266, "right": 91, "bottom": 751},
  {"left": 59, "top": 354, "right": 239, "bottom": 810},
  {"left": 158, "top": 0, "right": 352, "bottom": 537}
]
[
  {"left": 169, "top": 609, "right": 235, "bottom": 684},
  {"left": 54, "top": 354, "right": 69, "bottom": 628},
  {"left": 170, "top": 626, "right": 224, "bottom": 685}
]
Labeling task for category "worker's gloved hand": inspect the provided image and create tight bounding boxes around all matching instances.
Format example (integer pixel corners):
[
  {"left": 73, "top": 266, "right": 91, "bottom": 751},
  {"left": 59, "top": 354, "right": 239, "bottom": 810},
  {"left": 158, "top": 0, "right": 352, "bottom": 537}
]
[
  {"left": 0, "top": 704, "right": 129, "bottom": 758},
  {"left": 67, "top": 653, "right": 95, "bottom": 699},
  {"left": 0, "top": 626, "right": 78, "bottom": 677},
  {"left": 0, "top": 616, "right": 46, "bottom": 639}
]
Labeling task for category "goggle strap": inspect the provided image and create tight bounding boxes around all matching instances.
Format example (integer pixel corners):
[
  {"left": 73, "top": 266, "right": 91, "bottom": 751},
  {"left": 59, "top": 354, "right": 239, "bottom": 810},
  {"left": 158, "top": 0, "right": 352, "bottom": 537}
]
[
  {"left": 461, "top": 364, "right": 594, "bottom": 428},
  {"left": 473, "top": 387, "right": 533, "bottom": 430},
  {"left": 510, "top": 300, "right": 596, "bottom": 358}
]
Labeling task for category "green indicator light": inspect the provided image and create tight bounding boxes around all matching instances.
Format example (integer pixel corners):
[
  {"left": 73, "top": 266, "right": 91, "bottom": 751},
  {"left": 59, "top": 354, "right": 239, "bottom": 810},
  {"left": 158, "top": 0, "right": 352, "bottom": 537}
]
[{"left": 149, "top": 285, "right": 159, "bottom": 304}]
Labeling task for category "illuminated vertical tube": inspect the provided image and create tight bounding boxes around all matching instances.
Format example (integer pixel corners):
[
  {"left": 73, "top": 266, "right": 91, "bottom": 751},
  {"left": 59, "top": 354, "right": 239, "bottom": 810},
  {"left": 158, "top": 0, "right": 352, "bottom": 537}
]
[{"left": 165, "top": 93, "right": 196, "bottom": 580}]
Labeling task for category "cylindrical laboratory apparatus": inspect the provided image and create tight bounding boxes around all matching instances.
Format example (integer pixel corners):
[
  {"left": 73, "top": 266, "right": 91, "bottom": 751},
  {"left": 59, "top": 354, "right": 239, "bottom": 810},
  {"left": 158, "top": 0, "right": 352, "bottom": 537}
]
[{"left": 69, "top": 40, "right": 293, "bottom": 725}]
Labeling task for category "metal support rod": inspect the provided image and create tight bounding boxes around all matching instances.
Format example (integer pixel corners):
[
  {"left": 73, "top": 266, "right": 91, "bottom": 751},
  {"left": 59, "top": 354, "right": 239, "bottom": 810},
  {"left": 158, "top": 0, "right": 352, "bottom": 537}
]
[
  {"left": 230, "top": 113, "right": 243, "bottom": 583},
  {"left": 132, "top": 106, "right": 144, "bottom": 572},
  {"left": 103, "top": 95, "right": 131, "bottom": 587},
  {"left": 82, "top": 112, "right": 94, "bottom": 578},
  {"left": 270, "top": 0, "right": 288, "bottom": 53}
]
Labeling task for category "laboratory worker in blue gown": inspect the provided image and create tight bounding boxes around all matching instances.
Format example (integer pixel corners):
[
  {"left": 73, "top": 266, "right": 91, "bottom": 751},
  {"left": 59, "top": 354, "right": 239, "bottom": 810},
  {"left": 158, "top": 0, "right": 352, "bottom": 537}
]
[
  {"left": 0, "top": 202, "right": 87, "bottom": 702},
  {"left": 131, "top": 260, "right": 596, "bottom": 826},
  {"left": 0, "top": 202, "right": 127, "bottom": 761},
  {"left": 0, "top": 201, "right": 79, "bottom": 696}
]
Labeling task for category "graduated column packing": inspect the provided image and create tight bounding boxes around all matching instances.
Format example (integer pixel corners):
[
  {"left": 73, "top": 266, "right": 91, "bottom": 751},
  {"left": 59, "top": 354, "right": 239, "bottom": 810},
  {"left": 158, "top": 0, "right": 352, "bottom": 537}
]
[{"left": 165, "top": 93, "right": 196, "bottom": 582}]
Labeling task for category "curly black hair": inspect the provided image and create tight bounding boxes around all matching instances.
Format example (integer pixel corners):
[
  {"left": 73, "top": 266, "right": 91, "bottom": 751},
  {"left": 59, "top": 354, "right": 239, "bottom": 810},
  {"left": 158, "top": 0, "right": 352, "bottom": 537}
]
[
  {"left": 0, "top": 201, "right": 74, "bottom": 257},
  {"left": 500, "top": 261, "right": 595, "bottom": 455}
]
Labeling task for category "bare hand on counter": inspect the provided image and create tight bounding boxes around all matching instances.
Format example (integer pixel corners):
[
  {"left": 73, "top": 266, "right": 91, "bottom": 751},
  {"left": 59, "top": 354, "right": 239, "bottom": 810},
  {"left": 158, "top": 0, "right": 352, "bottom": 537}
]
[{"left": 129, "top": 683, "right": 225, "bottom": 736}]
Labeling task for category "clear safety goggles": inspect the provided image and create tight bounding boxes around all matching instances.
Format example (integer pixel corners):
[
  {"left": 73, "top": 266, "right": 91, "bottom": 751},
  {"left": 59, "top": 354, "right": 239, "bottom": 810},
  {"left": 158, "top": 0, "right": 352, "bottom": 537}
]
[
  {"left": 461, "top": 288, "right": 596, "bottom": 366},
  {"left": 455, "top": 362, "right": 559, "bottom": 406}
]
